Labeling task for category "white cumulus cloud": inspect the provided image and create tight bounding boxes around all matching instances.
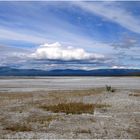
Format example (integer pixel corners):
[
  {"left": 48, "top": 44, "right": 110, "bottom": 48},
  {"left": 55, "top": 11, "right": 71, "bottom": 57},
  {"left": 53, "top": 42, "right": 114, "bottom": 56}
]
[{"left": 30, "top": 42, "right": 104, "bottom": 61}]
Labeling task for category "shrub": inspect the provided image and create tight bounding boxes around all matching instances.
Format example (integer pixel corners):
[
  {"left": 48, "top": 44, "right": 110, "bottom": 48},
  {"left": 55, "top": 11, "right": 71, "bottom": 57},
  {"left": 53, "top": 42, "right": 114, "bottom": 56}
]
[{"left": 105, "top": 85, "right": 115, "bottom": 92}]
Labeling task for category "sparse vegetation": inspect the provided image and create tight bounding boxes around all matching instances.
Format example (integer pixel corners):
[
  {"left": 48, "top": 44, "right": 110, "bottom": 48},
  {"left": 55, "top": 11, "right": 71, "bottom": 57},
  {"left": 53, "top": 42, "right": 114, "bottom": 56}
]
[
  {"left": 94, "top": 103, "right": 111, "bottom": 108},
  {"left": 129, "top": 93, "right": 140, "bottom": 97},
  {"left": 48, "top": 88, "right": 104, "bottom": 98},
  {"left": 1, "top": 84, "right": 140, "bottom": 138},
  {"left": 0, "top": 88, "right": 104, "bottom": 107},
  {"left": 5, "top": 123, "right": 32, "bottom": 132},
  {"left": 105, "top": 85, "right": 116, "bottom": 92},
  {"left": 44, "top": 88, "right": 104, "bottom": 104},
  {"left": 40, "top": 102, "right": 111, "bottom": 114},
  {"left": 76, "top": 129, "right": 91, "bottom": 134},
  {"left": 40, "top": 102, "right": 95, "bottom": 114},
  {"left": 26, "top": 114, "right": 59, "bottom": 127}
]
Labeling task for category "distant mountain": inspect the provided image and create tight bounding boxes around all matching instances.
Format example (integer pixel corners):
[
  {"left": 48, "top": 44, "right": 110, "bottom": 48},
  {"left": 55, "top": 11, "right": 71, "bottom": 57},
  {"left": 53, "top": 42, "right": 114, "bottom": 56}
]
[
  {"left": 0, "top": 66, "right": 140, "bottom": 76},
  {"left": 0, "top": 66, "right": 47, "bottom": 76}
]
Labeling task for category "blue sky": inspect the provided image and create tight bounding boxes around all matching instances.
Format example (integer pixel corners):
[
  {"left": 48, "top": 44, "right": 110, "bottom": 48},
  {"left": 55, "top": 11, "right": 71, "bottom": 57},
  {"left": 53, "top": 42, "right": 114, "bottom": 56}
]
[{"left": 0, "top": 1, "right": 140, "bottom": 70}]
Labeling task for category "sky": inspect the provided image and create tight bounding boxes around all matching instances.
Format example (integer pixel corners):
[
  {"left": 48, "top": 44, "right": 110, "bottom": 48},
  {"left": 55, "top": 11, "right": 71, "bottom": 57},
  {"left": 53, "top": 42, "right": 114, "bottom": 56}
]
[{"left": 0, "top": 1, "right": 140, "bottom": 70}]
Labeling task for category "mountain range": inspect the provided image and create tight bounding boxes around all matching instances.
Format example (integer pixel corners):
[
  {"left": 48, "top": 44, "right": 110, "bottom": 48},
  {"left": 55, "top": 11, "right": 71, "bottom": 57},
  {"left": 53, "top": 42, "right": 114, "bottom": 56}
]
[{"left": 0, "top": 66, "right": 140, "bottom": 76}]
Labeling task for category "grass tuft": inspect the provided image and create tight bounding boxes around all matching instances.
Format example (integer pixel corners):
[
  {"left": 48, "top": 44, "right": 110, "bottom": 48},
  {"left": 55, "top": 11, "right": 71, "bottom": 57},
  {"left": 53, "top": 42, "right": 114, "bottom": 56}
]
[
  {"left": 129, "top": 93, "right": 140, "bottom": 97},
  {"left": 5, "top": 123, "right": 32, "bottom": 132},
  {"left": 76, "top": 129, "right": 91, "bottom": 134},
  {"left": 26, "top": 115, "right": 59, "bottom": 126},
  {"left": 40, "top": 102, "right": 95, "bottom": 114},
  {"left": 40, "top": 102, "right": 111, "bottom": 114}
]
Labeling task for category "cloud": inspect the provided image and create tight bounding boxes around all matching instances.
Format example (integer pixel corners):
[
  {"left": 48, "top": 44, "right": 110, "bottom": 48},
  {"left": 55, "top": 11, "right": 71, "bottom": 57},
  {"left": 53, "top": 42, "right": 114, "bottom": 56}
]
[
  {"left": 73, "top": 2, "right": 140, "bottom": 34},
  {"left": 112, "top": 35, "right": 139, "bottom": 49},
  {"left": 0, "top": 45, "right": 30, "bottom": 66},
  {"left": 0, "top": 24, "right": 113, "bottom": 55},
  {"left": 111, "top": 65, "right": 126, "bottom": 69},
  {"left": 30, "top": 42, "right": 105, "bottom": 61},
  {"left": 0, "top": 2, "right": 115, "bottom": 57},
  {"left": 0, "top": 28, "right": 47, "bottom": 44}
]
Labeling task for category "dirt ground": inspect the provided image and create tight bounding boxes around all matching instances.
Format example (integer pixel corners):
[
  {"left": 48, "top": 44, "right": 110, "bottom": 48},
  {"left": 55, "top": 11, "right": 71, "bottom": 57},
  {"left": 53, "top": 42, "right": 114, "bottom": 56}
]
[{"left": 0, "top": 77, "right": 140, "bottom": 139}]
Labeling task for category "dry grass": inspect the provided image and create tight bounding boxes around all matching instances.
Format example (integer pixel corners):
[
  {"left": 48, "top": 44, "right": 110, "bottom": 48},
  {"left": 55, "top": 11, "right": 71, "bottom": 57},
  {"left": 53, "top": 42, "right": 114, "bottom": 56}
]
[
  {"left": 26, "top": 114, "right": 59, "bottom": 126},
  {"left": 48, "top": 88, "right": 104, "bottom": 98},
  {"left": 126, "top": 128, "right": 140, "bottom": 139},
  {"left": 9, "top": 105, "right": 29, "bottom": 113},
  {"left": 0, "top": 92, "right": 35, "bottom": 107},
  {"left": 76, "top": 129, "right": 91, "bottom": 134},
  {"left": 0, "top": 91, "right": 47, "bottom": 108},
  {"left": 0, "top": 92, "right": 33, "bottom": 99},
  {"left": 39, "top": 102, "right": 111, "bottom": 114},
  {"left": 0, "top": 88, "right": 104, "bottom": 107},
  {"left": 2, "top": 114, "right": 59, "bottom": 133},
  {"left": 40, "top": 102, "right": 95, "bottom": 114},
  {"left": 4, "top": 123, "right": 32, "bottom": 132},
  {"left": 94, "top": 104, "right": 111, "bottom": 108},
  {"left": 40, "top": 88, "right": 105, "bottom": 105},
  {"left": 129, "top": 93, "right": 140, "bottom": 97},
  {"left": 0, "top": 88, "right": 108, "bottom": 134}
]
